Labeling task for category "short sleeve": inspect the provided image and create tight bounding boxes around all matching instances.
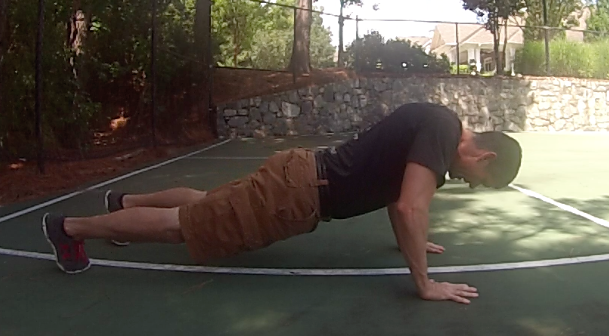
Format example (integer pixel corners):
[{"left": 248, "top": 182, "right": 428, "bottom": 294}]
[{"left": 406, "top": 116, "right": 462, "bottom": 188}]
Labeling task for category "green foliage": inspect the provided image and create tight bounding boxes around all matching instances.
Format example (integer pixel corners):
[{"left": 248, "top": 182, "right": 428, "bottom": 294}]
[
  {"left": 213, "top": 0, "right": 336, "bottom": 69},
  {"left": 521, "top": 0, "right": 581, "bottom": 41},
  {"left": 212, "top": 0, "right": 267, "bottom": 67},
  {"left": 345, "top": 31, "right": 450, "bottom": 74},
  {"left": 341, "top": 0, "right": 364, "bottom": 7},
  {"left": 450, "top": 64, "right": 472, "bottom": 74},
  {"left": 462, "top": 0, "right": 526, "bottom": 74},
  {"left": 462, "top": 0, "right": 526, "bottom": 34},
  {"left": 0, "top": 0, "right": 101, "bottom": 156},
  {"left": 586, "top": 1, "right": 609, "bottom": 41},
  {"left": 0, "top": 0, "right": 337, "bottom": 159},
  {"left": 514, "top": 38, "right": 609, "bottom": 79}
]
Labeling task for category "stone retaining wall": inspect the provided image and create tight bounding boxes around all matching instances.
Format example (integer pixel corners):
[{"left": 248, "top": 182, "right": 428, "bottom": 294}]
[{"left": 216, "top": 76, "right": 609, "bottom": 138}]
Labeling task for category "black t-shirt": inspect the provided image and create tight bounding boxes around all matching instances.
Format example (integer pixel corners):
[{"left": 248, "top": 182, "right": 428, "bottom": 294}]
[{"left": 316, "top": 102, "right": 463, "bottom": 219}]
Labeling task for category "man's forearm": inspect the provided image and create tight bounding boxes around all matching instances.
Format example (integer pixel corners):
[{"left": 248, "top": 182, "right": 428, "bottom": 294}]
[{"left": 388, "top": 203, "right": 430, "bottom": 292}]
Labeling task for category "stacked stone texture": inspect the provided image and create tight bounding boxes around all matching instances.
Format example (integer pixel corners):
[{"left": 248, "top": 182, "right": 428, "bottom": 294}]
[{"left": 216, "top": 76, "right": 609, "bottom": 138}]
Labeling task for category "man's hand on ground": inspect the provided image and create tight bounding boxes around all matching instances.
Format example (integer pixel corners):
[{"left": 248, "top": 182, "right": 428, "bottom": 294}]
[
  {"left": 419, "top": 279, "right": 479, "bottom": 304},
  {"left": 398, "top": 242, "right": 445, "bottom": 254},
  {"left": 426, "top": 242, "right": 444, "bottom": 254}
]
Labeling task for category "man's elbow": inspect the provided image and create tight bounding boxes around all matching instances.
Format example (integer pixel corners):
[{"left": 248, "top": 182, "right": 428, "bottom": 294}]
[{"left": 395, "top": 202, "right": 428, "bottom": 222}]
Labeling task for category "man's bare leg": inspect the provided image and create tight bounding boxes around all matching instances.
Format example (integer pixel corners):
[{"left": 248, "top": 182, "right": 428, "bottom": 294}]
[
  {"left": 121, "top": 187, "right": 208, "bottom": 209},
  {"left": 105, "top": 187, "right": 207, "bottom": 246},
  {"left": 66, "top": 207, "right": 183, "bottom": 243},
  {"left": 42, "top": 207, "right": 183, "bottom": 274}
]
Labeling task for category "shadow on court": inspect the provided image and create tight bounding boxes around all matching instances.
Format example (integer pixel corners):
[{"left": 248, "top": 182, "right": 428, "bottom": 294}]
[{"left": 429, "top": 185, "right": 609, "bottom": 265}]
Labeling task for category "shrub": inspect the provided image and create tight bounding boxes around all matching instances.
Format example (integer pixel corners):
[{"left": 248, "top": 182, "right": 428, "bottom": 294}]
[
  {"left": 344, "top": 31, "right": 450, "bottom": 74},
  {"left": 515, "top": 38, "right": 609, "bottom": 79}
]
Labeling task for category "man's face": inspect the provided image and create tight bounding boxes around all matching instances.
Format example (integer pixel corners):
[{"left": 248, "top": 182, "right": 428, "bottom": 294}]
[{"left": 449, "top": 153, "right": 495, "bottom": 189}]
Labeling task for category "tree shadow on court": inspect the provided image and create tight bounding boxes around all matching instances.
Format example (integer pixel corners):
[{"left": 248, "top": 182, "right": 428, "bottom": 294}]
[
  {"left": 513, "top": 182, "right": 609, "bottom": 223},
  {"left": 429, "top": 182, "right": 609, "bottom": 264},
  {"left": 187, "top": 181, "right": 609, "bottom": 336},
  {"left": 203, "top": 179, "right": 609, "bottom": 273}
]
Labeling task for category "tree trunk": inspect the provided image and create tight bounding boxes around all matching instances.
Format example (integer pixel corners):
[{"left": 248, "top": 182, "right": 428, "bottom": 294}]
[
  {"left": 67, "top": 0, "right": 88, "bottom": 86},
  {"left": 194, "top": 0, "right": 210, "bottom": 67},
  {"left": 233, "top": 42, "right": 239, "bottom": 67},
  {"left": 68, "top": 1, "right": 86, "bottom": 55},
  {"left": 231, "top": 16, "right": 241, "bottom": 67},
  {"left": 194, "top": 0, "right": 215, "bottom": 136},
  {"left": 0, "top": 0, "right": 7, "bottom": 61},
  {"left": 66, "top": 0, "right": 89, "bottom": 151},
  {"left": 288, "top": 0, "right": 312, "bottom": 76},
  {"left": 337, "top": 0, "right": 344, "bottom": 67},
  {"left": 492, "top": 16, "right": 502, "bottom": 76}
]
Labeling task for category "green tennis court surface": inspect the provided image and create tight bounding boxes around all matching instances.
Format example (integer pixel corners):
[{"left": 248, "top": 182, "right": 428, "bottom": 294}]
[{"left": 1, "top": 132, "right": 609, "bottom": 335}]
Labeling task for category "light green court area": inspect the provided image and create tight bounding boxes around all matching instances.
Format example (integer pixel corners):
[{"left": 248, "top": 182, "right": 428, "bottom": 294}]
[
  {"left": 508, "top": 132, "right": 609, "bottom": 220},
  {"left": 1, "top": 132, "right": 608, "bottom": 336}
]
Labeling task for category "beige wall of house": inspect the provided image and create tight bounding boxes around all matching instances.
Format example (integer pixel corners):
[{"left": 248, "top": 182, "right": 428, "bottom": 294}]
[
  {"left": 447, "top": 43, "right": 518, "bottom": 73},
  {"left": 400, "top": 8, "right": 592, "bottom": 74}
]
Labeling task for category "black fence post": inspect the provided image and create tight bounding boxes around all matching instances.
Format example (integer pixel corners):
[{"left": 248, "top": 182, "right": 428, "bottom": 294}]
[
  {"left": 355, "top": 15, "right": 359, "bottom": 73},
  {"left": 455, "top": 22, "right": 459, "bottom": 75},
  {"left": 292, "top": 7, "right": 297, "bottom": 84},
  {"left": 150, "top": 0, "right": 157, "bottom": 148},
  {"left": 35, "top": 0, "right": 45, "bottom": 174},
  {"left": 208, "top": 0, "right": 216, "bottom": 138},
  {"left": 542, "top": 0, "right": 550, "bottom": 75}
]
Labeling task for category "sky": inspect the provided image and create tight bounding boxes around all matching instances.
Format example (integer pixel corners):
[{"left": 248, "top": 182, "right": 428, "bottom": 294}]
[{"left": 313, "top": 0, "right": 481, "bottom": 46}]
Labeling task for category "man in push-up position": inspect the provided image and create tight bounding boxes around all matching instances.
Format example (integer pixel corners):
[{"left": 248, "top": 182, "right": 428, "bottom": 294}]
[{"left": 42, "top": 102, "right": 522, "bottom": 304}]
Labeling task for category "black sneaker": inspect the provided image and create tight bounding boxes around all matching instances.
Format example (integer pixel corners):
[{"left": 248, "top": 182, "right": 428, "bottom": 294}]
[
  {"left": 42, "top": 213, "right": 91, "bottom": 274},
  {"left": 104, "top": 190, "right": 130, "bottom": 246}
]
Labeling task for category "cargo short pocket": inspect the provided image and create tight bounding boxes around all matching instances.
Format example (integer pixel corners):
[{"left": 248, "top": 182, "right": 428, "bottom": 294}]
[
  {"left": 272, "top": 205, "right": 320, "bottom": 235},
  {"left": 283, "top": 150, "right": 314, "bottom": 188},
  {"left": 228, "top": 181, "right": 269, "bottom": 251}
]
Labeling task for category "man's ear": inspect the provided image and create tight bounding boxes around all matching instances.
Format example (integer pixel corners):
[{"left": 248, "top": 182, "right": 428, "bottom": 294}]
[{"left": 477, "top": 151, "right": 497, "bottom": 162}]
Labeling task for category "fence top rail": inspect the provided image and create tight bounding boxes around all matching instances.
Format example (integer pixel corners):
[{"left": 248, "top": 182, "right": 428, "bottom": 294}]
[{"left": 243, "top": 0, "right": 607, "bottom": 35}]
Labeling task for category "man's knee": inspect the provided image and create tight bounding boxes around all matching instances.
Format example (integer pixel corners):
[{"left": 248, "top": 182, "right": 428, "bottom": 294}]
[
  {"left": 177, "top": 187, "right": 207, "bottom": 202},
  {"left": 165, "top": 207, "right": 185, "bottom": 244}
]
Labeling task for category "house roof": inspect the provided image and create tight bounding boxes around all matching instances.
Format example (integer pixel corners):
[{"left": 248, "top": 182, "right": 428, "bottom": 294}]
[
  {"left": 430, "top": 16, "right": 525, "bottom": 52},
  {"left": 397, "top": 36, "right": 431, "bottom": 47}
]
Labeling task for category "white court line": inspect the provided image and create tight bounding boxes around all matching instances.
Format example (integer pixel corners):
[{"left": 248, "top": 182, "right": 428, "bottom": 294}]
[
  {"left": 509, "top": 184, "right": 609, "bottom": 229},
  {"left": 0, "top": 139, "right": 232, "bottom": 224},
  {"left": 2, "top": 140, "right": 609, "bottom": 275},
  {"left": 186, "top": 156, "right": 267, "bottom": 160},
  {"left": 1, "top": 247, "right": 609, "bottom": 275}
]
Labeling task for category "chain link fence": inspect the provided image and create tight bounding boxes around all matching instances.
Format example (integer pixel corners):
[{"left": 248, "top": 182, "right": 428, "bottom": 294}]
[
  {"left": 1, "top": 0, "right": 607, "bottom": 172},
  {"left": 217, "top": 0, "right": 608, "bottom": 81},
  {"left": 0, "top": 0, "right": 214, "bottom": 172}
]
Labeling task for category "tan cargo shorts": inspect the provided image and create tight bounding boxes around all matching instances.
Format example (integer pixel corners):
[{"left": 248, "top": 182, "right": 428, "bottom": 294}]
[{"left": 178, "top": 148, "right": 327, "bottom": 263}]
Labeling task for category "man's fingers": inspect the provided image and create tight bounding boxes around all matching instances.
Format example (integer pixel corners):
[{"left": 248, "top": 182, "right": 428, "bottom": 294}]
[
  {"left": 440, "top": 282, "right": 477, "bottom": 291},
  {"left": 420, "top": 282, "right": 479, "bottom": 304},
  {"left": 457, "top": 290, "right": 479, "bottom": 298},
  {"left": 455, "top": 284, "right": 478, "bottom": 292},
  {"left": 450, "top": 295, "right": 471, "bottom": 304},
  {"left": 427, "top": 242, "right": 444, "bottom": 249},
  {"left": 448, "top": 284, "right": 479, "bottom": 303},
  {"left": 426, "top": 243, "right": 445, "bottom": 254}
]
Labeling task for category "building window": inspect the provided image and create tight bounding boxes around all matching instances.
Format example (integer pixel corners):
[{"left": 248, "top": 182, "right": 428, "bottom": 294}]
[{"left": 483, "top": 57, "right": 493, "bottom": 72}]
